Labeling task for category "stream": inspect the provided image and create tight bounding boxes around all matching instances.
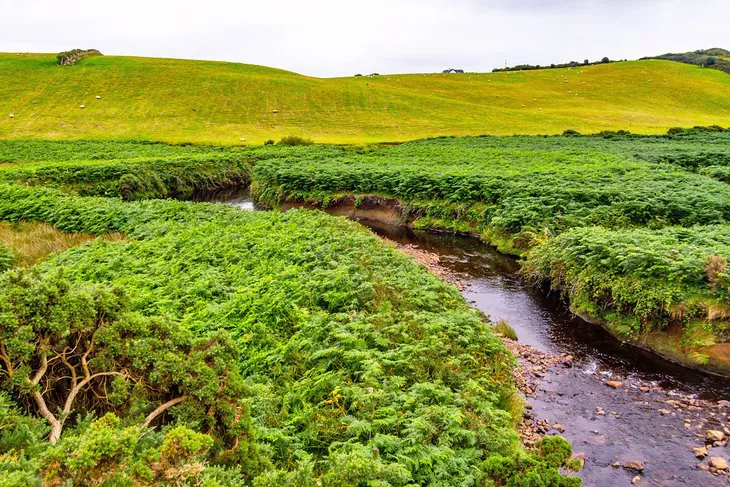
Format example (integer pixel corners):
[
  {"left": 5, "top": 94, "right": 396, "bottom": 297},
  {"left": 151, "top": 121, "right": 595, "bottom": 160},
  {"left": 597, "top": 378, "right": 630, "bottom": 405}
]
[{"left": 198, "top": 189, "right": 730, "bottom": 486}]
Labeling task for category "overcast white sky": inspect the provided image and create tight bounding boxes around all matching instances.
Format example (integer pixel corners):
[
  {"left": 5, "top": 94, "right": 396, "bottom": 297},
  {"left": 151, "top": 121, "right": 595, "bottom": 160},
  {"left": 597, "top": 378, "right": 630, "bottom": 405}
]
[{"left": 2, "top": 0, "right": 728, "bottom": 77}]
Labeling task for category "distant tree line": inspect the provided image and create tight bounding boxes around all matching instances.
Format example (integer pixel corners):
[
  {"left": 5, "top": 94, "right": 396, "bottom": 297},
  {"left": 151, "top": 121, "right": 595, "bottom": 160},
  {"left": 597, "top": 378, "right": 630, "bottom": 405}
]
[
  {"left": 643, "top": 48, "right": 730, "bottom": 75},
  {"left": 561, "top": 125, "right": 730, "bottom": 138},
  {"left": 492, "top": 56, "right": 618, "bottom": 73},
  {"left": 57, "top": 49, "right": 102, "bottom": 66}
]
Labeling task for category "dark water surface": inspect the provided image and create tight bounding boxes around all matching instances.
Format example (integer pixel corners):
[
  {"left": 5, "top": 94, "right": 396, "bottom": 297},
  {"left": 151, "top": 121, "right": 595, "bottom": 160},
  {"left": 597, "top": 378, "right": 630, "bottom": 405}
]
[{"left": 204, "top": 191, "right": 730, "bottom": 485}]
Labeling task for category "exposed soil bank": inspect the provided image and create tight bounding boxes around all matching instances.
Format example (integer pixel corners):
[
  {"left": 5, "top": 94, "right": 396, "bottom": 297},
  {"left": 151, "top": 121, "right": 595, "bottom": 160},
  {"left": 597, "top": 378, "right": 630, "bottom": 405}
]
[
  {"left": 282, "top": 196, "right": 404, "bottom": 226},
  {"left": 282, "top": 194, "right": 730, "bottom": 379},
  {"left": 575, "top": 311, "right": 730, "bottom": 380}
]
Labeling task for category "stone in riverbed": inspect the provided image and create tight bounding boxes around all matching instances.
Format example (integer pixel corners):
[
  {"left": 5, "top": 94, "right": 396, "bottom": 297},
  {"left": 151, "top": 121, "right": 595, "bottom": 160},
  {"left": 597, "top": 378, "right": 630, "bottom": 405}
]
[
  {"left": 708, "top": 457, "right": 728, "bottom": 470},
  {"left": 658, "top": 408, "right": 671, "bottom": 415},
  {"left": 622, "top": 460, "right": 645, "bottom": 472},
  {"left": 706, "top": 430, "right": 726, "bottom": 442},
  {"left": 693, "top": 446, "right": 708, "bottom": 458},
  {"left": 631, "top": 475, "right": 641, "bottom": 484},
  {"left": 605, "top": 380, "right": 624, "bottom": 389}
]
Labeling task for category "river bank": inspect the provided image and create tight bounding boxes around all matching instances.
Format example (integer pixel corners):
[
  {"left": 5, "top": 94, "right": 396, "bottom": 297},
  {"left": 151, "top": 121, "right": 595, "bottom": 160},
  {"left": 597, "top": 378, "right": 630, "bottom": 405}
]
[
  {"left": 374, "top": 223, "right": 730, "bottom": 485},
  {"left": 208, "top": 189, "right": 730, "bottom": 484}
]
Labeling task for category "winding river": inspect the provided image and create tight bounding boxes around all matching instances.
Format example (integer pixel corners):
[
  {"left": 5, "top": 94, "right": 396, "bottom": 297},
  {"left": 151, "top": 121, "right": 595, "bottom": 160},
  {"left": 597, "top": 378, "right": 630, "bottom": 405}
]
[{"left": 199, "top": 188, "right": 730, "bottom": 486}]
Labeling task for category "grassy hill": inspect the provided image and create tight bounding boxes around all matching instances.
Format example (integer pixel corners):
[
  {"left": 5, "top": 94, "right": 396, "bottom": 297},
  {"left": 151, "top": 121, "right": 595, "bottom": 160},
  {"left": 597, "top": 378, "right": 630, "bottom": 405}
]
[{"left": 1, "top": 53, "right": 730, "bottom": 144}]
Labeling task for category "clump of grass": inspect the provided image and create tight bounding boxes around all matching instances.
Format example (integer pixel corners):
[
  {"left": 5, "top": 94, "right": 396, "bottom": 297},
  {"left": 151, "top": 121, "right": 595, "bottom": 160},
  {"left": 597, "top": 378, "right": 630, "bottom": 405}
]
[
  {"left": 494, "top": 319, "right": 518, "bottom": 340},
  {"left": 277, "top": 135, "right": 313, "bottom": 146},
  {"left": 0, "top": 221, "right": 122, "bottom": 267}
]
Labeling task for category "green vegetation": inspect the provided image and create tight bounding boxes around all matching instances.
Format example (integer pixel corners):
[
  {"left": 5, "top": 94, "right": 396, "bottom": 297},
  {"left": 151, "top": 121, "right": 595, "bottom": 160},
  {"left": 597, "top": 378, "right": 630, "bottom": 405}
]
[
  {"left": 0, "top": 140, "right": 252, "bottom": 200},
  {"left": 0, "top": 245, "right": 12, "bottom": 272},
  {"left": 492, "top": 56, "right": 616, "bottom": 73},
  {"left": 0, "top": 160, "right": 578, "bottom": 484},
  {"left": 522, "top": 224, "right": 730, "bottom": 333},
  {"left": 2, "top": 53, "right": 730, "bottom": 143},
  {"left": 251, "top": 133, "right": 730, "bottom": 253},
  {"left": 646, "top": 48, "right": 730, "bottom": 75},
  {"left": 244, "top": 132, "right": 730, "bottom": 372},
  {"left": 4, "top": 125, "right": 730, "bottom": 481}
]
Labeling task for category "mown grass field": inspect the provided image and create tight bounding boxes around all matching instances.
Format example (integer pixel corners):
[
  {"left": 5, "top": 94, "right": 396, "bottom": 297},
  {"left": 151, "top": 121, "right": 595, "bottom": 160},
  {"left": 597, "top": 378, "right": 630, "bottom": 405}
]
[{"left": 2, "top": 53, "right": 730, "bottom": 144}]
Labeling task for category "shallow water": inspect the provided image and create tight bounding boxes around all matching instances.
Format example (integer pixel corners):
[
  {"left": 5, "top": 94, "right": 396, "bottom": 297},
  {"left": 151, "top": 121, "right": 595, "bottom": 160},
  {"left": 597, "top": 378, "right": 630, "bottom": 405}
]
[{"left": 203, "top": 190, "right": 730, "bottom": 485}]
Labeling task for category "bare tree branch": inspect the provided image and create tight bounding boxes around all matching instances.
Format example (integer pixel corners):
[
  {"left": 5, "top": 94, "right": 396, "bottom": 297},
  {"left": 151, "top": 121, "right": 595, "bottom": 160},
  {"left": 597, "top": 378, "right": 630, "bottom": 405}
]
[
  {"left": 141, "top": 396, "right": 186, "bottom": 430},
  {"left": 0, "top": 343, "right": 13, "bottom": 378},
  {"left": 62, "top": 371, "right": 125, "bottom": 416},
  {"left": 30, "top": 354, "right": 48, "bottom": 386}
]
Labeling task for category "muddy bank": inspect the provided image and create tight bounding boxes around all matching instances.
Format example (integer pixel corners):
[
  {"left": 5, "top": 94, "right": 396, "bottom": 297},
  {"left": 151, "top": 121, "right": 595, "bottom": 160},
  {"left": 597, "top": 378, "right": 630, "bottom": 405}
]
[
  {"left": 575, "top": 310, "right": 730, "bottom": 380},
  {"left": 282, "top": 196, "right": 404, "bottom": 226}
]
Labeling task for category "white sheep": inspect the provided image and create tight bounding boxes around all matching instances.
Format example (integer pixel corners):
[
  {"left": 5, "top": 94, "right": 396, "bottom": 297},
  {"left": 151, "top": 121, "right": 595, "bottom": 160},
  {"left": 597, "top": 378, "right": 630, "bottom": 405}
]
[
  {"left": 9, "top": 113, "right": 14, "bottom": 118},
  {"left": 96, "top": 95, "right": 102, "bottom": 99},
  {"left": 80, "top": 104, "right": 85, "bottom": 109}
]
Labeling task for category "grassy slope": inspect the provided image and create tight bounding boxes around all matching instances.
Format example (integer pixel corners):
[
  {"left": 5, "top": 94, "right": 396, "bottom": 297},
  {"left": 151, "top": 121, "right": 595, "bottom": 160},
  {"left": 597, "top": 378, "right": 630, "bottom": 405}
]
[{"left": 1, "top": 53, "right": 730, "bottom": 144}]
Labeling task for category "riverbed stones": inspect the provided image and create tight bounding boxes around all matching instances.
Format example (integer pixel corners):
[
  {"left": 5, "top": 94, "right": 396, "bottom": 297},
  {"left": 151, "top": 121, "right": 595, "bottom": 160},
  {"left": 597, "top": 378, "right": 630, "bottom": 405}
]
[
  {"left": 605, "top": 380, "right": 624, "bottom": 389},
  {"left": 659, "top": 408, "right": 672, "bottom": 415},
  {"left": 693, "top": 446, "right": 708, "bottom": 458},
  {"left": 708, "top": 456, "right": 728, "bottom": 471},
  {"left": 706, "top": 430, "right": 726, "bottom": 443},
  {"left": 631, "top": 475, "right": 641, "bottom": 484}
]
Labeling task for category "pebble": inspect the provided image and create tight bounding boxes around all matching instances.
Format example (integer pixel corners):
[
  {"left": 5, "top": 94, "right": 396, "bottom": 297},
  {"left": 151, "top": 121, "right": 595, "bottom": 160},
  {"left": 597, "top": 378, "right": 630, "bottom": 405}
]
[
  {"left": 659, "top": 408, "right": 671, "bottom": 416},
  {"left": 693, "top": 446, "right": 708, "bottom": 458},
  {"left": 632, "top": 475, "right": 641, "bottom": 484},
  {"left": 605, "top": 380, "right": 624, "bottom": 389}
]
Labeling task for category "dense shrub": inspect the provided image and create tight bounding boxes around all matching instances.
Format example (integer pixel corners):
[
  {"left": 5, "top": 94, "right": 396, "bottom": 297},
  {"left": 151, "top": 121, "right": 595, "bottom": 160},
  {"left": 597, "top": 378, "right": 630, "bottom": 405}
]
[{"left": 278, "top": 135, "right": 313, "bottom": 146}]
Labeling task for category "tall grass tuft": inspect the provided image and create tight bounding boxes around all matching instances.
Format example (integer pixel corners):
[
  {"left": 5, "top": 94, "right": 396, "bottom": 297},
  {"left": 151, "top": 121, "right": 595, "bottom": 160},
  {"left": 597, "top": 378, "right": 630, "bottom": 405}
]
[{"left": 0, "top": 221, "right": 122, "bottom": 267}]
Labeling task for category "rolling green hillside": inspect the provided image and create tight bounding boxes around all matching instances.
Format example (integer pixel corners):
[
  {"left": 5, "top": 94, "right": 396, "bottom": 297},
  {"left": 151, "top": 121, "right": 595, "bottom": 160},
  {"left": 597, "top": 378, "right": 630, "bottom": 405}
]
[{"left": 1, "top": 53, "right": 730, "bottom": 144}]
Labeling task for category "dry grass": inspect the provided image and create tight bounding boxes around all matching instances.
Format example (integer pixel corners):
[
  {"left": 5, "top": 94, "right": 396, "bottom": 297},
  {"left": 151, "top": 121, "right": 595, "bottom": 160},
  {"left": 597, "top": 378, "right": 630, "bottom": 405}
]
[{"left": 0, "top": 221, "right": 123, "bottom": 267}]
